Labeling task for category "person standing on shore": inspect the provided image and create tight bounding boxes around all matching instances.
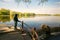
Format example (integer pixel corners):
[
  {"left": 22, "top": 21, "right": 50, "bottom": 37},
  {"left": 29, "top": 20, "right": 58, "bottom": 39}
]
[{"left": 14, "top": 14, "right": 21, "bottom": 30}]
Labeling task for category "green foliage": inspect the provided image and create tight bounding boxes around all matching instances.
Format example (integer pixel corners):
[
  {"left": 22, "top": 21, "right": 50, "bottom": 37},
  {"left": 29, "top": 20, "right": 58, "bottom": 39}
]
[
  {"left": 0, "top": 8, "right": 10, "bottom": 15},
  {"left": 0, "top": 10, "right": 1, "bottom": 15},
  {"left": 53, "top": 14, "right": 60, "bottom": 16},
  {"left": 22, "top": 13, "right": 35, "bottom": 17},
  {"left": 9, "top": 10, "right": 36, "bottom": 18},
  {"left": 0, "top": 15, "right": 10, "bottom": 22},
  {"left": 36, "top": 14, "right": 51, "bottom": 16}
]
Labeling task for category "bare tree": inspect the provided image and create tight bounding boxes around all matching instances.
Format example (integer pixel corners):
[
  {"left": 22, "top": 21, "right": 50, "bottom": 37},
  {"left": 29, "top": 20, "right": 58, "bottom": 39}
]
[
  {"left": 0, "top": 0, "right": 48, "bottom": 7},
  {"left": 14, "top": 0, "right": 48, "bottom": 6}
]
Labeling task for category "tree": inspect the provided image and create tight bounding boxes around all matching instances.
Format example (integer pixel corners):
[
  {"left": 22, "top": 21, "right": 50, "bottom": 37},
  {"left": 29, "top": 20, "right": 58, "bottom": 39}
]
[
  {"left": 15, "top": 0, "right": 48, "bottom": 6},
  {"left": 0, "top": 8, "right": 10, "bottom": 15},
  {"left": 0, "top": 10, "right": 1, "bottom": 15},
  {"left": 0, "top": 0, "right": 48, "bottom": 7}
]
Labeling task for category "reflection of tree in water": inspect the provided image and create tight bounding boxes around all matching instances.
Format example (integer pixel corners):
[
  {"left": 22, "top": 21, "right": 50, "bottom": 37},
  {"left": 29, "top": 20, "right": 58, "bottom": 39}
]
[
  {"left": 0, "top": 16, "right": 10, "bottom": 22},
  {"left": 11, "top": 13, "right": 35, "bottom": 19},
  {"left": 22, "top": 13, "right": 35, "bottom": 18}
]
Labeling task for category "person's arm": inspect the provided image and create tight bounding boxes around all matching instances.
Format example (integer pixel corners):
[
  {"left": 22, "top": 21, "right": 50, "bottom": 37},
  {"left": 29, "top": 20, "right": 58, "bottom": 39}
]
[
  {"left": 16, "top": 17, "right": 21, "bottom": 22},
  {"left": 18, "top": 20, "right": 21, "bottom": 22}
]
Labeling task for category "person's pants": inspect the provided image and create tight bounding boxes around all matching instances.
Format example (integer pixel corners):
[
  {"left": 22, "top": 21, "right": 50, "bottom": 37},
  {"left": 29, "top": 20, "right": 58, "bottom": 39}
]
[{"left": 14, "top": 22, "right": 17, "bottom": 29}]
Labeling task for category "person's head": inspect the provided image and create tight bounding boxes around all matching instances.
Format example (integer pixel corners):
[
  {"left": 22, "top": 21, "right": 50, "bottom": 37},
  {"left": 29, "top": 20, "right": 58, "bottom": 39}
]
[{"left": 15, "top": 14, "right": 18, "bottom": 17}]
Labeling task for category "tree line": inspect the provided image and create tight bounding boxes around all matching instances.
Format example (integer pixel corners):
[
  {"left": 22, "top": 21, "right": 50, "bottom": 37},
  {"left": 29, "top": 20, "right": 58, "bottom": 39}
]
[
  {"left": 0, "top": 8, "right": 35, "bottom": 17},
  {"left": 0, "top": 8, "right": 60, "bottom": 16}
]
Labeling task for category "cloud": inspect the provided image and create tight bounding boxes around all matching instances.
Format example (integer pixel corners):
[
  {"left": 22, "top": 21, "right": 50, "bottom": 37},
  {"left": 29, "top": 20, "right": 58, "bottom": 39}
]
[
  {"left": 53, "top": 2, "right": 60, "bottom": 8},
  {"left": 0, "top": 0, "right": 5, "bottom": 2},
  {"left": 3, "top": 0, "right": 11, "bottom": 2},
  {"left": 55, "top": 2, "right": 60, "bottom": 5},
  {"left": 56, "top": 2, "right": 60, "bottom": 4},
  {"left": 0, "top": 0, "right": 12, "bottom": 2}
]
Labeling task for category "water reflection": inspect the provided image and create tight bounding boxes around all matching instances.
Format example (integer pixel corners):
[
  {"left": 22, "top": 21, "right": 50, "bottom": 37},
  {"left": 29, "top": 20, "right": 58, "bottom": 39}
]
[
  {"left": 0, "top": 15, "right": 35, "bottom": 22},
  {"left": 0, "top": 15, "right": 10, "bottom": 22},
  {"left": 18, "top": 16, "right": 60, "bottom": 28},
  {"left": 0, "top": 15, "right": 60, "bottom": 28}
]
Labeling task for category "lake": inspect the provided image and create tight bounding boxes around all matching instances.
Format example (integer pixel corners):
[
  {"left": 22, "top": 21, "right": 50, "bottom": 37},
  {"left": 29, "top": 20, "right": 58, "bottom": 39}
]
[{"left": 0, "top": 16, "right": 60, "bottom": 29}]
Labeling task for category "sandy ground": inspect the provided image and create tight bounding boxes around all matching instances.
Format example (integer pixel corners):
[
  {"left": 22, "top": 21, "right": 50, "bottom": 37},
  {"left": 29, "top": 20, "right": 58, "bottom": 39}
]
[
  {"left": 0, "top": 31, "right": 60, "bottom": 40},
  {"left": 0, "top": 24, "right": 32, "bottom": 40},
  {"left": 0, "top": 24, "right": 60, "bottom": 40},
  {"left": 0, "top": 31, "right": 32, "bottom": 40},
  {"left": 0, "top": 24, "right": 21, "bottom": 33}
]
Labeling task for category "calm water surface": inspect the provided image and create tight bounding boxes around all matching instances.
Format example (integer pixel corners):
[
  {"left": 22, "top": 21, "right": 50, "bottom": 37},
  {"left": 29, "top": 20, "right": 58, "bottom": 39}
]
[{"left": 0, "top": 16, "right": 60, "bottom": 29}]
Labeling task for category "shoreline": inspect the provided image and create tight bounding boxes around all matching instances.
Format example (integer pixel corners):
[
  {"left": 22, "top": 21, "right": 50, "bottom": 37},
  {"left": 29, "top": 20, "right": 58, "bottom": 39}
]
[
  {"left": 0, "top": 24, "right": 60, "bottom": 33},
  {"left": 0, "top": 24, "right": 60, "bottom": 40}
]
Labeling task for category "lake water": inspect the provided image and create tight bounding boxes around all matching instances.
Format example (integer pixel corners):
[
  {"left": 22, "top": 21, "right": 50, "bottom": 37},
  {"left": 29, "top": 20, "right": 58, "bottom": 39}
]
[{"left": 0, "top": 16, "right": 60, "bottom": 29}]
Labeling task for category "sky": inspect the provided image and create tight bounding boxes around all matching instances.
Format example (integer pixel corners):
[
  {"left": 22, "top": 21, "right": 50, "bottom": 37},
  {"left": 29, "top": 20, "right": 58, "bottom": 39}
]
[{"left": 0, "top": 0, "right": 60, "bottom": 14}]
